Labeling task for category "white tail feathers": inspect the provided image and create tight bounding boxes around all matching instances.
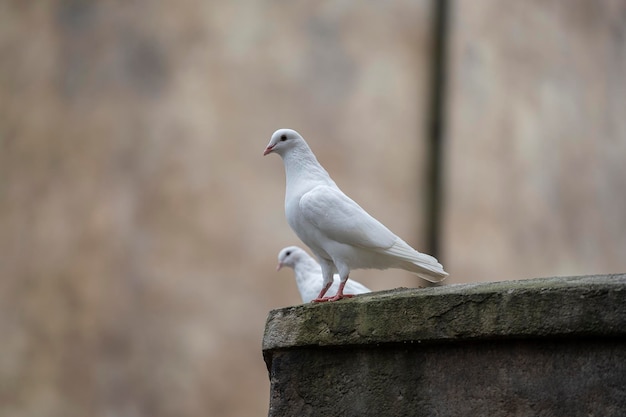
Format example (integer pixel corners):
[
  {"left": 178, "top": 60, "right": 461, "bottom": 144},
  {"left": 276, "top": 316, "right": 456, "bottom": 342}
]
[{"left": 383, "top": 239, "right": 449, "bottom": 283}]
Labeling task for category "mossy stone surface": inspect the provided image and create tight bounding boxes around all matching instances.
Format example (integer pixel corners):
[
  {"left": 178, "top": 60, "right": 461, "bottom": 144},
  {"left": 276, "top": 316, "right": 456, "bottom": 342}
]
[{"left": 264, "top": 274, "right": 626, "bottom": 354}]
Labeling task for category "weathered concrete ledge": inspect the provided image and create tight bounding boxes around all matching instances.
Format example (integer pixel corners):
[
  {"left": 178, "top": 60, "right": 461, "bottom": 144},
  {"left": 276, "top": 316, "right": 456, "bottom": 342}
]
[
  {"left": 263, "top": 274, "right": 626, "bottom": 417},
  {"left": 264, "top": 274, "right": 626, "bottom": 353}
]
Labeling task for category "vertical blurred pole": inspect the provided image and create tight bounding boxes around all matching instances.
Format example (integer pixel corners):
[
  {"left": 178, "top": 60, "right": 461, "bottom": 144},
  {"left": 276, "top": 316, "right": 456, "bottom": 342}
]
[{"left": 424, "top": 0, "right": 449, "bottom": 264}]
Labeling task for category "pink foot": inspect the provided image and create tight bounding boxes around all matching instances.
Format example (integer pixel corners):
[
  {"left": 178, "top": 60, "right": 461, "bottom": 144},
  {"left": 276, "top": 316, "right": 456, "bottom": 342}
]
[
  {"left": 312, "top": 293, "right": 354, "bottom": 303},
  {"left": 312, "top": 279, "right": 354, "bottom": 302},
  {"left": 311, "top": 296, "right": 332, "bottom": 303},
  {"left": 329, "top": 293, "right": 354, "bottom": 302}
]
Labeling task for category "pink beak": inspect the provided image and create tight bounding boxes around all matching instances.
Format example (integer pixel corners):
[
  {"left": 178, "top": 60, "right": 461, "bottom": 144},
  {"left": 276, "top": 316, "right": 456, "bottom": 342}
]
[
  {"left": 276, "top": 262, "right": 283, "bottom": 271},
  {"left": 263, "top": 145, "right": 274, "bottom": 156}
]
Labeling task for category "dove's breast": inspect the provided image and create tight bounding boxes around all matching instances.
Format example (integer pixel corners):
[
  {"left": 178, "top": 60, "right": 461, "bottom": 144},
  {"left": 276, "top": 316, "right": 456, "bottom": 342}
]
[{"left": 284, "top": 194, "right": 333, "bottom": 261}]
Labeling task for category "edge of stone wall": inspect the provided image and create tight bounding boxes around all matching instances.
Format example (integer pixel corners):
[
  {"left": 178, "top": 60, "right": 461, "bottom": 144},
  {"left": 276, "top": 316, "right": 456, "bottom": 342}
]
[{"left": 263, "top": 274, "right": 626, "bottom": 369}]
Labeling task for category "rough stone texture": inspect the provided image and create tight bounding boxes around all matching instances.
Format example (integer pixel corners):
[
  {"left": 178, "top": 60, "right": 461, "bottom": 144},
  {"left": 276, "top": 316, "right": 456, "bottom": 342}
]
[{"left": 263, "top": 274, "right": 626, "bottom": 417}]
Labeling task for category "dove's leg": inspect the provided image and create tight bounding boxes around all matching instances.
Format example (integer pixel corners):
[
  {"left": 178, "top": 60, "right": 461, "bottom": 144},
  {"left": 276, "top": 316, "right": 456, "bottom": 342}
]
[
  {"left": 312, "top": 281, "right": 333, "bottom": 303},
  {"left": 326, "top": 278, "right": 355, "bottom": 302},
  {"left": 312, "top": 261, "right": 336, "bottom": 303},
  {"left": 323, "top": 263, "right": 354, "bottom": 302}
]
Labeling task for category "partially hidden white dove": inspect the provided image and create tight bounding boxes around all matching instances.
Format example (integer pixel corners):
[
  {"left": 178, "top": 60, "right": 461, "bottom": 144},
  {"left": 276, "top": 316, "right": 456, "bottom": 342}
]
[
  {"left": 277, "top": 246, "right": 371, "bottom": 303},
  {"left": 264, "top": 128, "right": 448, "bottom": 302}
]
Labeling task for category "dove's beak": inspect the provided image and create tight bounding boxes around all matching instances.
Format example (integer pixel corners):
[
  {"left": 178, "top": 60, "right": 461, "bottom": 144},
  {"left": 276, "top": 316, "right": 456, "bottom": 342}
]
[
  {"left": 276, "top": 262, "right": 283, "bottom": 271},
  {"left": 263, "top": 145, "right": 274, "bottom": 156}
]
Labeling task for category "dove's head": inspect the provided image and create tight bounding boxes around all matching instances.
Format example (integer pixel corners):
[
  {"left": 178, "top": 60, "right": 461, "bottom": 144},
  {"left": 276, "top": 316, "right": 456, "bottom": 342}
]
[
  {"left": 263, "top": 128, "right": 304, "bottom": 156},
  {"left": 276, "top": 246, "right": 307, "bottom": 271}
]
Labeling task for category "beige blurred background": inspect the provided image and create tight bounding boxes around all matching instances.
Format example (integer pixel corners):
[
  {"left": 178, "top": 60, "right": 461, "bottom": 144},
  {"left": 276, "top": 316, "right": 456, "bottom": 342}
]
[{"left": 1, "top": 1, "right": 624, "bottom": 416}]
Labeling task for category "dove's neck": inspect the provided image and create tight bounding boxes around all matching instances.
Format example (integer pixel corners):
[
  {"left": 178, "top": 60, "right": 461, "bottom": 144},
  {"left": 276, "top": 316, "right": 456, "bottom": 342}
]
[{"left": 282, "top": 145, "right": 335, "bottom": 193}]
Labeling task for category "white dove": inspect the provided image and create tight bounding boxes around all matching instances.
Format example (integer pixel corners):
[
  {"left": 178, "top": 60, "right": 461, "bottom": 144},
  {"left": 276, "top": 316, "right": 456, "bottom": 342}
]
[
  {"left": 264, "top": 128, "right": 448, "bottom": 302},
  {"left": 277, "top": 246, "right": 371, "bottom": 303}
]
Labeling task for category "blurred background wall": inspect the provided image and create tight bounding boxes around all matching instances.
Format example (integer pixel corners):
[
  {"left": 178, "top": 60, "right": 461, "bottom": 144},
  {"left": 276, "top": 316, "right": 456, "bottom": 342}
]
[{"left": 0, "top": 1, "right": 624, "bottom": 416}]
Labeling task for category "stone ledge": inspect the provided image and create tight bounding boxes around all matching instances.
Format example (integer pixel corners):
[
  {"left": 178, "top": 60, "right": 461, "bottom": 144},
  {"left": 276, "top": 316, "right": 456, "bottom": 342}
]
[
  {"left": 263, "top": 274, "right": 626, "bottom": 417},
  {"left": 263, "top": 274, "right": 626, "bottom": 361}
]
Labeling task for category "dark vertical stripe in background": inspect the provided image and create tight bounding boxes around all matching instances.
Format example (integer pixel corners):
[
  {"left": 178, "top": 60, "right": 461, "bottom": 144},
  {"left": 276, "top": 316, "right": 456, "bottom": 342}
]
[{"left": 424, "top": 0, "right": 450, "bottom": 263}]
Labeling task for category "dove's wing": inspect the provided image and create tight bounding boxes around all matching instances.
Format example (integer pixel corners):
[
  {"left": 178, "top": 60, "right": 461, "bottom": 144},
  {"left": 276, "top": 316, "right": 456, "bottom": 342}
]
[{"left": 299, "top": 185, "right": 397, "bottom": 250}]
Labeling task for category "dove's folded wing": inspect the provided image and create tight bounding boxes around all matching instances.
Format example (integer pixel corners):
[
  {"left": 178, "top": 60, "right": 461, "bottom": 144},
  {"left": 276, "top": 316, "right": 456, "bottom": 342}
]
[{"left": 299, "top": 186, "right": 396, "bottom": 250}]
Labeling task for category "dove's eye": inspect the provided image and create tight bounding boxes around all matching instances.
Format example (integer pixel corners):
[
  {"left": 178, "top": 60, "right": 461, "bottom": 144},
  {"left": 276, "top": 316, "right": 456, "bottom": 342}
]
[
  {"left": 280, "top": 134, "right": 287, "bottom": 142},
  {"left": 285, "top": 251, "right": 291, "bottom": 256}
]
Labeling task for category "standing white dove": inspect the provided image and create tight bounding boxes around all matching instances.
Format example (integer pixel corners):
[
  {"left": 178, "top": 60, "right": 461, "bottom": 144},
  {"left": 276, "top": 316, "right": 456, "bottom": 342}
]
[
  {"left": 277, "top": 246, "right": 371, "bottom": 303},
  {"left": 264, "top": 128, "right": 448, "bottom": 302}
]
